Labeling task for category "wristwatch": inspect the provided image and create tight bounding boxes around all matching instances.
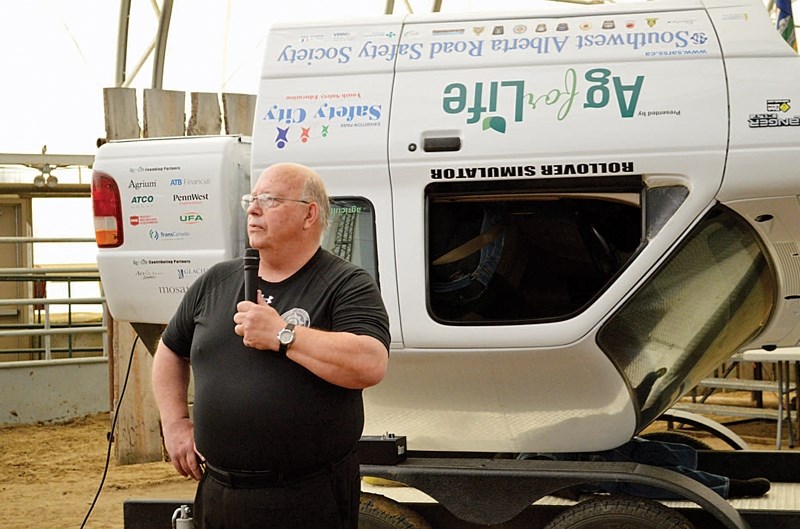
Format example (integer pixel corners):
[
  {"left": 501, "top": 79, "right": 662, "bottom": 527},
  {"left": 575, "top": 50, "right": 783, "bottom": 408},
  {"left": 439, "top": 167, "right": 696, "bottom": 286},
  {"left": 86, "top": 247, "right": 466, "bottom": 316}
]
[{"left": 277, "top": 322, "right": 296, "bottom": 354}]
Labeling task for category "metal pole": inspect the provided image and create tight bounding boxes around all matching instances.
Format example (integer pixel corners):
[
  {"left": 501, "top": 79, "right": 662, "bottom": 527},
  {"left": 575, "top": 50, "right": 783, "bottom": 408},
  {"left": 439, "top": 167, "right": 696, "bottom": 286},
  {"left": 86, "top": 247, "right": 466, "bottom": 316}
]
[
  {"left": 44, "top": 304, "right": 51, "bottom": 361},
  {"left": 68, "top": 279, "right": 73, "bottom": 357},
  {"left": 152, "top": 0, "right": 174, "bottom": 89},
  {"left": 116, "top": 0, "right": 132, "bottom": 87}
]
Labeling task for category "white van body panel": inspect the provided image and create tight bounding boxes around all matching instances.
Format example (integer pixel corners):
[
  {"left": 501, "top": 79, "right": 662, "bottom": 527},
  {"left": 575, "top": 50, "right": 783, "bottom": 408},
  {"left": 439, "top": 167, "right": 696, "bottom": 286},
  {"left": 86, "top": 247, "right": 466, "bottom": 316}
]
[
  {"left": 373, "top": 1, "right": 726, "bottom": 451},
  {"left": 94, "top": 136, "right": 250, "bottom": 324},
  {"left": 93, "top": 0, "right": 800, "bottom": 453},
  {"left": 709, "top": 3, "right": 800, "bottom": 348},
  {"left": 251, "top": 0, "right": 799, "bottom": 452},
  {"left": 251, "top": 19, "right": 405, "bottom": 346},
  {"left": 388, "top": 6, "right": 728, "bottom": 350},
  {"left": 367, "top": 340, "right": 637, "bottom": 453}
]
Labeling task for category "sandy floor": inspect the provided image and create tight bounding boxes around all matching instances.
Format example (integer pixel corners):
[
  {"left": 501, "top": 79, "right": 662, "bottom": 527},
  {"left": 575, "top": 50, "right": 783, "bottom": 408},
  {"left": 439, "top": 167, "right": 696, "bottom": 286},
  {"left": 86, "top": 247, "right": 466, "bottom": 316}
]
[
  {"left": 0, "top": 400, "right": 794, "bottom": 529},
  {"left": 0, "top": 413, "right": 196, "bottom": 529}
]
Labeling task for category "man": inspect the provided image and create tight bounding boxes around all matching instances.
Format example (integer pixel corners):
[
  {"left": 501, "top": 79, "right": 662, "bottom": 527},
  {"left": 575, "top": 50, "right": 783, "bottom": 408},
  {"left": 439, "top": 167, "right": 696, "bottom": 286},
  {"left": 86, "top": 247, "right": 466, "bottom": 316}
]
[{"left": 152, "top": 162, "right": 390, "bottom": 528}]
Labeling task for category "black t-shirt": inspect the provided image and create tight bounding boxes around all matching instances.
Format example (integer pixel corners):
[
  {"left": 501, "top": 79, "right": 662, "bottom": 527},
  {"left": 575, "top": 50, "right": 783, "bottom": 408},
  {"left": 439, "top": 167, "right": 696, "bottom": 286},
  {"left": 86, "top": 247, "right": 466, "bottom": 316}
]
[{"left": 161, "top": 248, "right": 390, "bottom": 471}]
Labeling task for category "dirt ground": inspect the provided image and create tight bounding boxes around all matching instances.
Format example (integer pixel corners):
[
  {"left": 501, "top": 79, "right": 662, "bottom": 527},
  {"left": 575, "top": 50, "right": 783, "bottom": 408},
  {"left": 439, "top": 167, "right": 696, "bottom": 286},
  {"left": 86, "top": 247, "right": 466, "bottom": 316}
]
[
  {"left": 0, "top": 398, "right": 795, "bottom": 529},
  {"left": 0, "top": 413, "right": 196, "bottom": 529}
]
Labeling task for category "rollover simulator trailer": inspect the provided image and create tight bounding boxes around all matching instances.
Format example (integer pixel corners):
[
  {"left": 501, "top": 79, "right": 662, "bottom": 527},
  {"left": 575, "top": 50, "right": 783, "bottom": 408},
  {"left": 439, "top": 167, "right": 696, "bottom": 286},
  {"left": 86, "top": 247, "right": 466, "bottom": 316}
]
[{"left": 93, "top": 0, "right": 800, "bottom": 527}]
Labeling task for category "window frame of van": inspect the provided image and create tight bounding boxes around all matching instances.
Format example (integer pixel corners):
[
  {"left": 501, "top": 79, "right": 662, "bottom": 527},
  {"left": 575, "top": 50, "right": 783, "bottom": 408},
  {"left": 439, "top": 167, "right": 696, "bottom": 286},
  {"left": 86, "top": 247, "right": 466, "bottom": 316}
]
[
  {"left": 322, "top": 197, "right": 380, "bottom": 285},
  {"left": 424, "top": 176, "right": 650, "bottom": 325}
]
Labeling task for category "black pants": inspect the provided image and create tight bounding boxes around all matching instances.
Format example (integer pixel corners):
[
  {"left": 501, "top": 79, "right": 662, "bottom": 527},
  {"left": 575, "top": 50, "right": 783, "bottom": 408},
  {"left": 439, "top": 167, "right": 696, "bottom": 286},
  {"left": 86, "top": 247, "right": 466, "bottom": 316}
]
[{"left": 193, "top": 451, "right": 360, "bottom": 529}]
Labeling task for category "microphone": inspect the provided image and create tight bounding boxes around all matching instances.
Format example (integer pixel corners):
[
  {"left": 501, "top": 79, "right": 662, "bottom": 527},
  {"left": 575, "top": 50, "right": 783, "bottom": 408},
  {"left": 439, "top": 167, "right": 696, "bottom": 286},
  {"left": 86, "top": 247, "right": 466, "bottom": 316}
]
[{"left": 243, "top": 247, "right": 259, "bottom": 302}]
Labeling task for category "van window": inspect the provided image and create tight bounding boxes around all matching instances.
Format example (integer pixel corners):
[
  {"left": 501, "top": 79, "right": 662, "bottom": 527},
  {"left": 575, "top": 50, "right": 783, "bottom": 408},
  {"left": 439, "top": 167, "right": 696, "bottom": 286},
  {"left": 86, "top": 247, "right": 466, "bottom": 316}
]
[
  {"left": 426, "top": 178, "right": 642, "bottom": 323},
  {"left": 597, "top": 205, "right": 775, "bottom": 428},
  {"left": 322, "top": 198, "right": 379, "bottom": 282}
]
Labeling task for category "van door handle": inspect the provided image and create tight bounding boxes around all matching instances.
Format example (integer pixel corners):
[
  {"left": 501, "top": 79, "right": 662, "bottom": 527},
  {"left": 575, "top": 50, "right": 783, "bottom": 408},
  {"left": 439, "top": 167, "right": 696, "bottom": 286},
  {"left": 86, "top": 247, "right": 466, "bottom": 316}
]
[{"left": 423, "top": 137, "right": 461, "bottom": 152}]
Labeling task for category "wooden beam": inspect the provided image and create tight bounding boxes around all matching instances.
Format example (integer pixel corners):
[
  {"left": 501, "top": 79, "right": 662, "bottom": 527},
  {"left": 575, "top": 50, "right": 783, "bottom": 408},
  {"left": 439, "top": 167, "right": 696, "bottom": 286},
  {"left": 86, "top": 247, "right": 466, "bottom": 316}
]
[
  {"left": 143, "top": 89, "right": 185, "bottom": 138},
  {"left": 103, "top": 86, "right": 151, "bottom": 464},
  {"left": 188, "top": 92, "right": 222, "bottom": 136},
  {"left": 222, "top": 93, "right": 256, "bottom": 136},
  {"left": 103, "top": 87, "right": 141, "bottom": 141},
  {"left": 113, "top": 322, "right": 163, "bottom": 464}
]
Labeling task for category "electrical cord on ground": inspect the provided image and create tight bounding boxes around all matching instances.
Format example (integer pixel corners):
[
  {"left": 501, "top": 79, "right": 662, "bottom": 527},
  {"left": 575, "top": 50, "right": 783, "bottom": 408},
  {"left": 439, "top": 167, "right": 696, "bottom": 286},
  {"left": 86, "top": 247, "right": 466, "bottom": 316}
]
[{"left": 80, "top": 334, "right": 140, "bottom": 528}]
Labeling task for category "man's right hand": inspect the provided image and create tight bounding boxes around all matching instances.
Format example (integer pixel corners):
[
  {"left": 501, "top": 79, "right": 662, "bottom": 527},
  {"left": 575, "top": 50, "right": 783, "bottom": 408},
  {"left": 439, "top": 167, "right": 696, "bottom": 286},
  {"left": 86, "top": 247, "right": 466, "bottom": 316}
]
[
  {"left": 152, "top": 341, "right": 201, "bottom": 480},
  {"left": 162, "top": 417, "right": 204, "bottom": 481}
]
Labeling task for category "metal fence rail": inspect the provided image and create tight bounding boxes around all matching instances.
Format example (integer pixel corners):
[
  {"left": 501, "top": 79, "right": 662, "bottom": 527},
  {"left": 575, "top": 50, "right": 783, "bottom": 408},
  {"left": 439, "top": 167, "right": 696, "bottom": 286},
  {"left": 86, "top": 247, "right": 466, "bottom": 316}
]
[
  {"left": 0, "top": 294, "right": 108, "bottom": 361},
  {"left": 0, "top": 236, "right": 106, "bottom": 362}
]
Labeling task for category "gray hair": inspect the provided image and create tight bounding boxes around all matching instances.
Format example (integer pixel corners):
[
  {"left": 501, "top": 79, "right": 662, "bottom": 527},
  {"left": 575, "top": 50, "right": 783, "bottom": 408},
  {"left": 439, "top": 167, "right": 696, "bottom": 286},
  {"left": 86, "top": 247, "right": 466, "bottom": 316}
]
[{"left": 299, "top": 166, "right": 330, "bottom": 230}]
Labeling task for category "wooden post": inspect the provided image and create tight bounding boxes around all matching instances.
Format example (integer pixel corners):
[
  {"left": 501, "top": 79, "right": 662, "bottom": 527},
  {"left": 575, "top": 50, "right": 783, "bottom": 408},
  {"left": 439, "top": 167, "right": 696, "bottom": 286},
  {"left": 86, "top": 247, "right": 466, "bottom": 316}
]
[
  {"left": 143, "top": 89, "right": 186, "bottom": 137},
  {"left": 113, "top": 323, "right": 164, "bottom": 464},
  {"left": 222, "top": 93, "right": 256, "bottom": 135},
  {"left": 103, "top": 87, "right": 165, "bottom": 464},
  {"left": 188, "top": 92, "right": 222, "bottom": 136},
  {"left": 103, "top": 87, "right": 141, "bottom": 141}
]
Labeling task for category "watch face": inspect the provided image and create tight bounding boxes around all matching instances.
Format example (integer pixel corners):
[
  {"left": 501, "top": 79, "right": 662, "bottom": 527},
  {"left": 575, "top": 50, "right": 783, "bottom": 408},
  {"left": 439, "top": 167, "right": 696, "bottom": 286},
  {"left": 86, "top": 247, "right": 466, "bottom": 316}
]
[{"left": 279, "top": 328, "right": 294, "bottom": 345}]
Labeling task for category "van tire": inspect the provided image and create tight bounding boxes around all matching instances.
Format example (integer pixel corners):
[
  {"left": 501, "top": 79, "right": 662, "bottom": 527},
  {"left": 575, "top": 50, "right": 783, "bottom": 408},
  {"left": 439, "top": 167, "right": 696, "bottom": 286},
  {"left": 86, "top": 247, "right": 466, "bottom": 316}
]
[
  {"left": 542, "top": 496, "right": 695, "bottom": 529},
  {"left": 359, "top": 492, "right": 432, "bottom": 529}
]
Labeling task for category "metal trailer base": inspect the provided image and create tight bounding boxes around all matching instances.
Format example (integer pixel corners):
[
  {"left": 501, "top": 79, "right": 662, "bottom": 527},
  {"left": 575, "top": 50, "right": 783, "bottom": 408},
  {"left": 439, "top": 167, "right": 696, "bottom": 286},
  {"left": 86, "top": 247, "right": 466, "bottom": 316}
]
[
  {"left": 122, "top": 490, "right": 800, "bottom": 529},
  {"left": 122, "top": 450, "right": 800, "bottom": 529}
]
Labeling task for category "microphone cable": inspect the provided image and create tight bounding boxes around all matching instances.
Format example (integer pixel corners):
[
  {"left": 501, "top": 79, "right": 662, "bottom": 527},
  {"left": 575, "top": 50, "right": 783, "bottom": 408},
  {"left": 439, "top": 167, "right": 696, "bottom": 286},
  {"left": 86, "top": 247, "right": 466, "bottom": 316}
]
[{"left": 80, "top": 334, "right": 139, "bottom": 528}]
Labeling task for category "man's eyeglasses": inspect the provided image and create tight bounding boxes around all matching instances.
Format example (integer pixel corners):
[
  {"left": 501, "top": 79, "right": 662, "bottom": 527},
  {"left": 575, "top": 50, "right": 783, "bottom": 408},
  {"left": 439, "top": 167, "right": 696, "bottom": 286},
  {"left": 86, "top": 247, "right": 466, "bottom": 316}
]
[{"left": 241, "top": 193, "right": 310, "bottom": 211}]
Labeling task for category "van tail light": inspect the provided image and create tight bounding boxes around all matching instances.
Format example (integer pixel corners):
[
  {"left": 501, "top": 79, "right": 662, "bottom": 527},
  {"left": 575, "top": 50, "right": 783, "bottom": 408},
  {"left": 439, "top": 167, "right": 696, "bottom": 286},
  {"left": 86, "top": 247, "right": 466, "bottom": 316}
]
[{"left": 91, "top": 170, "right": 124, "bottom": 248}]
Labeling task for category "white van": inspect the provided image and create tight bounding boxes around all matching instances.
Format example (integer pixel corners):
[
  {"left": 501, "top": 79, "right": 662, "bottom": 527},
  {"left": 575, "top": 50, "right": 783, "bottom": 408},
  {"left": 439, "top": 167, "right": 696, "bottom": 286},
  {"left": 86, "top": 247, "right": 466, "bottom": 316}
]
[{"left": 94, "top": 0, "right": 800, "bottom": 458}]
